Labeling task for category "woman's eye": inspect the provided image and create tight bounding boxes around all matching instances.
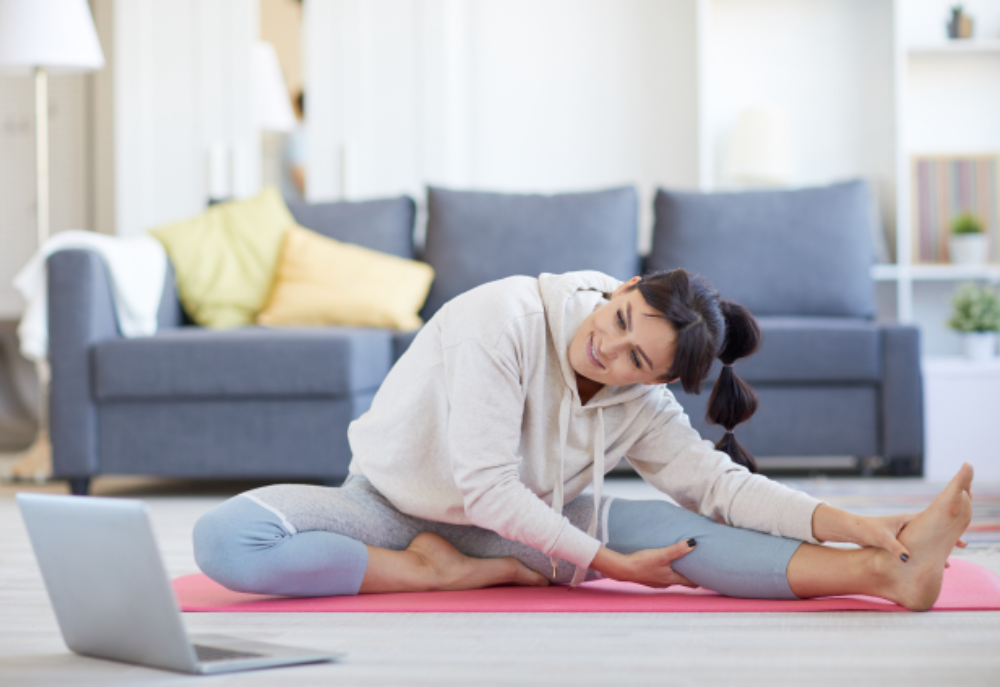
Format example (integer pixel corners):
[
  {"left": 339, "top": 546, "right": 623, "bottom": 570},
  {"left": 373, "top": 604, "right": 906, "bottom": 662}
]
[
  {"left": 617, "top": 311, "right": 626, "bottom": 329},
  {"left": 631, "top": 351, "right": 641, "bottom": 369}
]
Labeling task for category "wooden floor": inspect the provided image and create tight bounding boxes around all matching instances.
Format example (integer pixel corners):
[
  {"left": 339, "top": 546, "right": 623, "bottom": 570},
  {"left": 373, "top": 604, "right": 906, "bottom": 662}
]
[{"left": 2, "top": 468, "right": 999, "bottom": 687}]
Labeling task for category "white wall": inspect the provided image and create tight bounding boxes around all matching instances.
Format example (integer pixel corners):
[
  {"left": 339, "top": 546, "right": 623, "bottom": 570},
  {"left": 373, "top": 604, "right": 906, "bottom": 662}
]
[
  {"left": 707, "top": 0, "right": 896, "bottom": 236},
  {"left": 0, "top": 75, "right": 89, "bottom": 318},
  {"left": 106, "top": 0, "right": 260, "bottom": 236},
  {"left": 304, "top": 0, "right": 700, "bottom": 252}
]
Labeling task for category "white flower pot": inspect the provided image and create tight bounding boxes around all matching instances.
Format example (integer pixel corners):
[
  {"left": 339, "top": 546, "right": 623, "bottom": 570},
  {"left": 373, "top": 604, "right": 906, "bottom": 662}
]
[
  {"left": 962, "top": 332, "right": 998, "bottom": 362},
  {"left": 949, "top": 234, "right": 988, "bottom": 266}
]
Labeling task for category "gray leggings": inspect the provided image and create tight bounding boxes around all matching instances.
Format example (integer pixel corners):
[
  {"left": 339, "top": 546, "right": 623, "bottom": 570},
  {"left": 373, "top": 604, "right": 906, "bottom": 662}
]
[{"left": 193, "top": 475, "right": 802, "bottom": 600}]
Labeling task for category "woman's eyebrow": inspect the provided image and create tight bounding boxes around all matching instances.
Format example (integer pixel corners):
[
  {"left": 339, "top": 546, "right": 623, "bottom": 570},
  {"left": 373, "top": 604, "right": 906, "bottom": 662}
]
[{"left": 626, "top": 301, "right": 654, "bottom": 369}]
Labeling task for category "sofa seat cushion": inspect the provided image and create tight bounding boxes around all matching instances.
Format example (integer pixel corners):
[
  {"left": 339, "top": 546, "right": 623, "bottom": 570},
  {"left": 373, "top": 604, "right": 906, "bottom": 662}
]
[
  {"left": 703, "top": 317, "right": 882, "bottom": 384},
  {"left": 94, "top": 326, "right": 393, "bottom": 401}
]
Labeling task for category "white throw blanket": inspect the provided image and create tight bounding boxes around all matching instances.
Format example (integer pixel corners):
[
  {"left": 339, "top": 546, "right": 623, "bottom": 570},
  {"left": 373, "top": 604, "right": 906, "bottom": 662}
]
[{"left": 14, "top": 231, "right": 168, "bottom": 362}]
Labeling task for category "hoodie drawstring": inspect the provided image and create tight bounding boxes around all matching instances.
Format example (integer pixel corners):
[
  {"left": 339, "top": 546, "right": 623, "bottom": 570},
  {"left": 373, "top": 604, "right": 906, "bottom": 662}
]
[
  {"left": 569, "top": 406, "right": 604, "bottom": 587},
  {"left": 550, "top": 389, "right": 606, "bottom": 588},
  {"left": 549, "top": 389, "right": 572, "bottom": 580}
]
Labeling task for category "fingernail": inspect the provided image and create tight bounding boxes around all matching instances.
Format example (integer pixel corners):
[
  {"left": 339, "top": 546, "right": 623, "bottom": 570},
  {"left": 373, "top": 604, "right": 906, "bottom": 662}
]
[
  {"left": 687, "top": 538, "right": 697, "bottom": 548},
  {"left": 900, "top": 554, "right": 909, "bottom": 563}
]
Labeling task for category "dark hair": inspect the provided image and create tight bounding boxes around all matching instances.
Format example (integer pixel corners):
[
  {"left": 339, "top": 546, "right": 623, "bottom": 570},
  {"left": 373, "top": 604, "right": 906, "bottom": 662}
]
[{"left": 631, "top": 269, "right": 762, "bottom": 473}]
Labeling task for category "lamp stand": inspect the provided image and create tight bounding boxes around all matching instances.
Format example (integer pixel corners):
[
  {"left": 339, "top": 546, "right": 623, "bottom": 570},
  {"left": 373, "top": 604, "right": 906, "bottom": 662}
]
[{"left": 7, "top": 66, "right": 53, "bottom": 484}]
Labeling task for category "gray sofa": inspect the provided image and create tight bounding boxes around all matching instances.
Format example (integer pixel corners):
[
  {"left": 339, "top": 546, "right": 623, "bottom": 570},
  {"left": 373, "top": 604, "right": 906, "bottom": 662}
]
[
  {"left": 49, "top": 187, "right": 640, "bottom": 494},
  {"left": 48, "top": 181, "right": 922, "bottom": 495}
]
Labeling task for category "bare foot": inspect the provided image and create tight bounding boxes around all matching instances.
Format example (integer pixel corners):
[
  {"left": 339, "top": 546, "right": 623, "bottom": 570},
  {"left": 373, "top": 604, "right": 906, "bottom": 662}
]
[
  {"left": 877, "top": 463, "right": 974, "bottom": 611},
  {"left": 406, "top": 532, "right": 550, "bottom": 591}
]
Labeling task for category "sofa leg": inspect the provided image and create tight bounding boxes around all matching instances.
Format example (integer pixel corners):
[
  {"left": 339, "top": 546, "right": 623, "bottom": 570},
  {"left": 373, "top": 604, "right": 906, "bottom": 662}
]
[
  {"left": 67, "top": 478, "right": 91, "bottom": 496},
  {"left": 888, "top": 456, "right": 922, "bottom": 477}
]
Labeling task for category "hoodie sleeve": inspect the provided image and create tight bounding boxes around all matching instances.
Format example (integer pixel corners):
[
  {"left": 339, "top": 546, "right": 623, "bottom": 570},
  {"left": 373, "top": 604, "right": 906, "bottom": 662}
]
[
  {"left": 442, "top": 337, "right": 602, "bottom": 570},
  {"left": 625, "top": 391, "right": 823, "bottom": 543}
]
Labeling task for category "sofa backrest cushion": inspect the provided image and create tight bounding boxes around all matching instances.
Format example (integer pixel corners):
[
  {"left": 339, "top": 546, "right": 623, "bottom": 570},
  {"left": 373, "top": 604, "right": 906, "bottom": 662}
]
[
  {"left": 647, "top": 180, "right": 876, "bottom": 318},
  {"left": 421, "top": 186, "right": 640, "bottom": 318},
  {"left": 286, "top": 196, "right": 417, "bottom": 259}
]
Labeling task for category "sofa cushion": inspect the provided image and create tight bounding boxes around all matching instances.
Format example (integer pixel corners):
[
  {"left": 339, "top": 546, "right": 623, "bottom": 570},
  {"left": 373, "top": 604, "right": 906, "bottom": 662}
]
[
  {"left": 702, "top": 317, "right": 882, "bottom": 384},
  {"left": 648, "top": 180, "right": 876, "bottom": 317},
  {"left": 150, "top": 187, "right": 294, "bottom": 329},
  {"left": 421, "top": 186, "right": 640, "bottom": 317},
  {"left": 94, "top": 327, "right": 392, "bottom": 400},
  {"left": 257, "top": 225, "right": 434, "bottom": 330},
  {"left": 285, "top": 196, "right": 416, "bottom": 259}
]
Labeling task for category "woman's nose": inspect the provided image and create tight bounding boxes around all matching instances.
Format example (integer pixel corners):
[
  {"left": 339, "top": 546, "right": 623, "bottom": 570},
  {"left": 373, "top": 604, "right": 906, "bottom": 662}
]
[{"left": 605, "top": 335, "right": 628, "bottom": 358}]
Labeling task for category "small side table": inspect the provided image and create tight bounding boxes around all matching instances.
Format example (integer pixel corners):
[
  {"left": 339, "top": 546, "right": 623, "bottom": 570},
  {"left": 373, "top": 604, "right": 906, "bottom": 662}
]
[{"left": 922, "top": 357, "right": 1000, "bottom": 481}]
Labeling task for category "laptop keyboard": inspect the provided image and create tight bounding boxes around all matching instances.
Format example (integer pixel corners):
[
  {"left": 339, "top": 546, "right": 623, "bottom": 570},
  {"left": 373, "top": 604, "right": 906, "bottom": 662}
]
[{"left": 193, "top": 643, "right": 267, "bottom": 663}]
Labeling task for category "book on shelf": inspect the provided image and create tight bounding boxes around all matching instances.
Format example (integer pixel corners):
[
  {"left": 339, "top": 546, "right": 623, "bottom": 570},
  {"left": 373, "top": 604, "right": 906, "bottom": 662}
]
[{"left": 912, "top": 153, "right": 999, "bottom": 264}]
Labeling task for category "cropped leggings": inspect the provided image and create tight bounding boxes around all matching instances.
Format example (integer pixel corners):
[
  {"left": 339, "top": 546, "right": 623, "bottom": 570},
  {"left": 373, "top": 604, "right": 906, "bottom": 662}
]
[{"left": 193, "top": 475, "right": 803, "bottom": 600}]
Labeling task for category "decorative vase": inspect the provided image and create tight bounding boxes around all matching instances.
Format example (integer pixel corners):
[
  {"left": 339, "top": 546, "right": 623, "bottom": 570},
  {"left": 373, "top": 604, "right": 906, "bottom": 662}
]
[
  {"left": 962, "top": 332, "right": 998, "bottom": 362},
  {"left": 949, "top": 234, "right": 987, "bottom": 266},
  {"left": 948, "top": 8, "right": 974, "bottom": 39}
]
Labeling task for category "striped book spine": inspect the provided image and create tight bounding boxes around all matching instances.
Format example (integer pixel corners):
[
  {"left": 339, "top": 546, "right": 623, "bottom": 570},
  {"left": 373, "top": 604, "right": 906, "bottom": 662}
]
[{"left": 913, "top": 156, "right": 999, "bottom": 264}]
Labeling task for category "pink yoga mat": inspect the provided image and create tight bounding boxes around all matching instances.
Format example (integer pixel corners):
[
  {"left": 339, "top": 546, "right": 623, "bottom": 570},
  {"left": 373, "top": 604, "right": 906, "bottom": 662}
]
[{"left": 173, "top": 558, "right": 1000, "bottom": 613}]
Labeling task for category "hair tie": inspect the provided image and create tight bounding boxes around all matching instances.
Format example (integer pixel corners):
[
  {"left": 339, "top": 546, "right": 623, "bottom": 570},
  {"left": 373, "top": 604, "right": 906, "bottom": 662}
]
[
  {"left": 722, "top": 363, "right": 734, "bottom": 369},
  {"left": 724, "top": 429, "right": 735, "bottom": 435}
]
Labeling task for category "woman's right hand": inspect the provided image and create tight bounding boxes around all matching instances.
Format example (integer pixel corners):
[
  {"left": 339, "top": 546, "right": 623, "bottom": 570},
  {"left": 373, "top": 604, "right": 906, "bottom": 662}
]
[{"left": 589, "top": 540, "right": 698, "bottom": 589}]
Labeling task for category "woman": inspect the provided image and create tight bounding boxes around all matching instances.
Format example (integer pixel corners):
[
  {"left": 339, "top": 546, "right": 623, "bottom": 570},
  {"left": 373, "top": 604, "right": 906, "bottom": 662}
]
[{"left": 194, "top": 270, "right": 972, "bottom": 611}]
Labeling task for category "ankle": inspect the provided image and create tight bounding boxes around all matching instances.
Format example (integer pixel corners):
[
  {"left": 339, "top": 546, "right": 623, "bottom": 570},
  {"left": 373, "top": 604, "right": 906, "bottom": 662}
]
[
  {"left": 864, "top": 547, "right": 895, "bottom": 597},
  {"left": 405, "top": 548, "right": 449, "bottom": 591}
]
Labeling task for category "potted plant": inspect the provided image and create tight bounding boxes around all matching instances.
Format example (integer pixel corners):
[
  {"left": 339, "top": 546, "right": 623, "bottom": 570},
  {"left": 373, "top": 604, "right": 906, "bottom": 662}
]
[
  {"left": 948, "top": 282, "right": 1000, "bottom": 361},
  {"left": 948, "top": 213, "right": 987, "bottom": 266}
]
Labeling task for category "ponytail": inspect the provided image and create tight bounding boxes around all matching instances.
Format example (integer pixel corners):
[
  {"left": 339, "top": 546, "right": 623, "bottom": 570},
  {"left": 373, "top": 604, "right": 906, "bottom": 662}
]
[
  {"left": 633, "top": 271, "right": 764, "bottom": 474},
  {"left": 706, "top": 301, "right": 761, "bottom": 473}
]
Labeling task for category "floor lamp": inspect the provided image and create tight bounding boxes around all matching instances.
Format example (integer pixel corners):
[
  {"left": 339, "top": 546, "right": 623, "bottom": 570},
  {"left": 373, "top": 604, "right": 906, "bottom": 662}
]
[{"left": 0, "top": 0, "right": 104, "bottom": 481}]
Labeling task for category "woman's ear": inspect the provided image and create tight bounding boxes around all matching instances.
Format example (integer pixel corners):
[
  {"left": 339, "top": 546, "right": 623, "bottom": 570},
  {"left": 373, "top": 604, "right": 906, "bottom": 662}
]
[
  {"left": 612, "top": 276, "right": 641, "bottom": 299},
  {"left": 644, "top": 376, "right": 680, "bottom": 387}
]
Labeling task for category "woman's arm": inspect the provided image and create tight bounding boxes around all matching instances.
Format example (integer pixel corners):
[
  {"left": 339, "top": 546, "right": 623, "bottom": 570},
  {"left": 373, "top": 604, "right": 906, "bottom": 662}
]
[
  {"left": 811, "top": 504, "right": 918, "bottom": 561},
  {"left": 589, "top": 541, "right": 697, "bottom": 588},
  {"left": 625, "top": 393, "right": 822, "bottom": 543},
  {"left": 443, "top": 336, "right": 601, "bottom": 572}
]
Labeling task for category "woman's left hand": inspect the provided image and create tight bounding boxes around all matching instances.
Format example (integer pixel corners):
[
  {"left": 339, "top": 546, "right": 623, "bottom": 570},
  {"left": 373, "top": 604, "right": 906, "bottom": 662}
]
[{"left": 811, "top": 505, "right": 967, "bottom": 563}]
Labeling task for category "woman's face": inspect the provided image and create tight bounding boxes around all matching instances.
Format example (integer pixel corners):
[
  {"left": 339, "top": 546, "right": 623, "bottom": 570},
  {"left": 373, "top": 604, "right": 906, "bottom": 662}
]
[{"left": 568, "top": 278, "right": 679, "bottom": 388}]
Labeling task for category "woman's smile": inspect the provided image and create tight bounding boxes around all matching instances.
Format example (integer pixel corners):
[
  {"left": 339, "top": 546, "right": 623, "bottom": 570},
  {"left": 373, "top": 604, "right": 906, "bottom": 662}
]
[{"left": 587, "top": 335, "right": 605, "bottom": 370}]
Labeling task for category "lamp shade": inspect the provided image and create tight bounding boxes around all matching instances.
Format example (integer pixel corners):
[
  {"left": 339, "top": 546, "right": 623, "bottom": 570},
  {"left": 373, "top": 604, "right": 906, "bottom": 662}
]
[
  {"left": 254, "top": 41, "right": 296, "bottom": 133},
  {"left": 0, "top": 0, "right": 104, "bottom": 73},
  {"left": 725, "top": 107, "right": 792, "bottom": 186}
]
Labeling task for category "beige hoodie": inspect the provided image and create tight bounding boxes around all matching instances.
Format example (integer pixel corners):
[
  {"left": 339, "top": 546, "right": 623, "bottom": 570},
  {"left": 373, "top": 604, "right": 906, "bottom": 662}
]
[{"left": 348, "top": 271, "right": 821, "bottom": 582}]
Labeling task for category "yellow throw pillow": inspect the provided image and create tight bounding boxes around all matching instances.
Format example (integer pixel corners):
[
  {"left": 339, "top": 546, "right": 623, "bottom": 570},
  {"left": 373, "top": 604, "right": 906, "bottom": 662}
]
[
  {"left": 257, "top": 224, "right": 435, "bottom": 331},
  {"left": 150, "top": 187, "right": 294, "bottom": 328}
]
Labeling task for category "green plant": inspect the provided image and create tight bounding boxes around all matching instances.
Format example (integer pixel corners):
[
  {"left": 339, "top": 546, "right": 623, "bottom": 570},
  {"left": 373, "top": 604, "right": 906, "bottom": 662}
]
[
  {"left": 948, "top": 282, "right": 1000, "bottom": 333},
  {"left": 951, "top": 213, "right": 984, "bottom": 235}
]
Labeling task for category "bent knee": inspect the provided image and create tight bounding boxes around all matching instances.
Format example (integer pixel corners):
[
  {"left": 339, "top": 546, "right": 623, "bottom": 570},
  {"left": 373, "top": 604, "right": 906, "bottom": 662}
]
[{"left": 192, "top": 497, "right": 289, "bottom": 593}]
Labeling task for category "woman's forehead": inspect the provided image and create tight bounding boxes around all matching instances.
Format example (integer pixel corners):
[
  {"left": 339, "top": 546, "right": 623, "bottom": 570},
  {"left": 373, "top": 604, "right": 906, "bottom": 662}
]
[{"left": 623, "top": 290, "right": 677, "bottom": 365}]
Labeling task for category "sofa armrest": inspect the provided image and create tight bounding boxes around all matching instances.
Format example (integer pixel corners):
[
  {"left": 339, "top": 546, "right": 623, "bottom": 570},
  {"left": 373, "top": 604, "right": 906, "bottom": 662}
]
[
  {"left": 48, "top": 250, "right": 122, "bottom": 478},
  {"left": 880, "top": 324, "right": 924, "bottom": 474}
]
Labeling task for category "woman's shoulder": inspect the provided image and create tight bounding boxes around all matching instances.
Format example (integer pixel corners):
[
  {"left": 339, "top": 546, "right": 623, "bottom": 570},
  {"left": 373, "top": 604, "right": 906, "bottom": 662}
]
[{"left": 435, "top": 276, "right": 546, "bottom": 348}]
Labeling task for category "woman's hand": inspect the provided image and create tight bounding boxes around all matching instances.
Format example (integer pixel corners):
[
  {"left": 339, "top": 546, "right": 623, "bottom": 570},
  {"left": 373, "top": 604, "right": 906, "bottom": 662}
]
[
  {"left": 811, "top": 504, "right": 967, "bottom": 562},
  {"left": 589, "top": 541, "right": 698, "bottom": 589}
]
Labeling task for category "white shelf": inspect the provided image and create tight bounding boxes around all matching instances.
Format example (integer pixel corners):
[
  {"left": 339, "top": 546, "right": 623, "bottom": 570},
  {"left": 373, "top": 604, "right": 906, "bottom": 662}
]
[
  {"left": 908, "top": 40, "right": 1000, "bottom": 55},
  {"left": 922, "top": 356, "right": 1000, "bottom": 372},
  {"left": 872, "top": 264, "right": 1000, "bottom": 281}
]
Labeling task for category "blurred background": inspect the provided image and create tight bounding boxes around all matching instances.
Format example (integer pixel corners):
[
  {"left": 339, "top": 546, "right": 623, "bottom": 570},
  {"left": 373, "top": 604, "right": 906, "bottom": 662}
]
[{"left": 1, "top": 0, "right": 998, "bottom": 453}]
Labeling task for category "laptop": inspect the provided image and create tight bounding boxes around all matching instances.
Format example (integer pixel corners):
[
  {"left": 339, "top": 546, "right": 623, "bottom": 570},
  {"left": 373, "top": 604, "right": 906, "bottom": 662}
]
[{"left": 17, "top": 492, "right": 342, "bottom": 674}]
